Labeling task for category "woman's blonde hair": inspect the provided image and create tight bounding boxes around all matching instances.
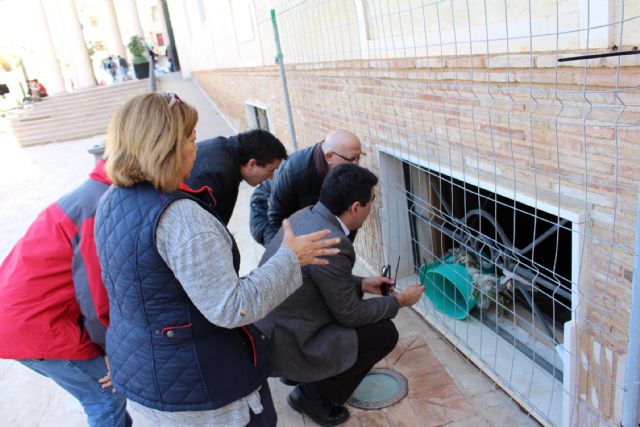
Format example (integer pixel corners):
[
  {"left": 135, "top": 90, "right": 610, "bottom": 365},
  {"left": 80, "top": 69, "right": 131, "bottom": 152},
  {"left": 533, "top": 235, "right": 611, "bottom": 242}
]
[{"left": 105, "top": 92, "right": 198, "bottom": 193}]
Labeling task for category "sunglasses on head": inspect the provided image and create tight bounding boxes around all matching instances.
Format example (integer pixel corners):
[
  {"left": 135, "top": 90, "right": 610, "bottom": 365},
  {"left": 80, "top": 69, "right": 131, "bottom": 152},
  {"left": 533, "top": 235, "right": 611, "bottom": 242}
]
[{"left": 166, "top": 92, "right": 182, "bottom": 108}]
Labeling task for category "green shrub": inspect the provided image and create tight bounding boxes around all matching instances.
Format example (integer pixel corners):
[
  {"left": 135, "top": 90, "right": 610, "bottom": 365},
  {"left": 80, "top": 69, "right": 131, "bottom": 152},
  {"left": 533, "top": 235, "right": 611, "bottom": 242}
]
[{"left": 127, "top": 35, "right": 148, "bottom": 65}]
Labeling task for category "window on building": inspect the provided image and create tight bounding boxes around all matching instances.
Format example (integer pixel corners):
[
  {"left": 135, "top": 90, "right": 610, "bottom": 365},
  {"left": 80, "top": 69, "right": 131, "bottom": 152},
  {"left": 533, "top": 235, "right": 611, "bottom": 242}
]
[
  {"left": 379, "top": 151, "right": 575, "bottom": 424},
  {"left": 246, "top": 103, "right": 270, "bottom": 131},
  {"left": 401, "top": 160, "right": 573, "bottom": 339}
]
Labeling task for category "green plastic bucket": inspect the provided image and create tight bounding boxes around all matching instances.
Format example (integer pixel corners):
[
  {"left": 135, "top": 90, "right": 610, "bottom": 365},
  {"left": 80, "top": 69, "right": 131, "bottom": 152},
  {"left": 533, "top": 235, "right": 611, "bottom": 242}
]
[{"left": 419, "top": 262, "right": 477, "bottom": 320}]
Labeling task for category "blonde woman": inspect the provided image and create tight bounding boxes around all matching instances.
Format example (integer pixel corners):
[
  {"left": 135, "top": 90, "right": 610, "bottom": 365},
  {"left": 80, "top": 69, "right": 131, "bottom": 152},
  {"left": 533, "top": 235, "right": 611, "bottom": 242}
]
[{"left": 94, "top": 92, "right": 340, "bottom": 426}]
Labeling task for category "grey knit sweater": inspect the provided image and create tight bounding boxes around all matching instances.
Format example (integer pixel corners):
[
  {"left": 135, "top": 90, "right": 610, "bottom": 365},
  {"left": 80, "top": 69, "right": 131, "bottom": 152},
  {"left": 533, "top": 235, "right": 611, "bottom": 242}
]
[{"left": 130, "top": 199, "right": 302, "bottom": 427}]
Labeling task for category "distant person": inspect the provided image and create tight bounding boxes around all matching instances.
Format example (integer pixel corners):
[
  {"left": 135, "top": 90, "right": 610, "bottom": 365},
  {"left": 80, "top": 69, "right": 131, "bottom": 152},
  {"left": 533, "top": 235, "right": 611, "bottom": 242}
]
[
  {"left": 0, "top": 160, "right": 131, "bottom": 426},
  {"left": 256, "top": 164, "right": 424, "bottom": 426},
  {"left": 146, "top": 46, "right": 159, "bottom": 64},
  {"left": 34, "top": 79, "right": 47, "bottom": 97},
  {"left": 117, "top": 56, "right": 130, "bottom": 81},
  {"left": 27, "top": 79, "right": 41, "bottom": 101},
  {"left": 106, "top": 56, "right": 117, "bottom": 83},
  {"left": 186, "top": 129, "right": 288, "bottom": 225},
  {"left": 166, "top": 43, "right": 175, "bottom": 72},
  {"left": 250, "top": 129, "right": 364, "bottom": 245}
]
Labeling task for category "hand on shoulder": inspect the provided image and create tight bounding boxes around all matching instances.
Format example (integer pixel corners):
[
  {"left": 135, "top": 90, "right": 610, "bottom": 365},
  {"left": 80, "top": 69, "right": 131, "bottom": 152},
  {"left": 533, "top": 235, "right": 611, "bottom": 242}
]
[{"left": 280, "top": 219, "right": 340, "bottom": 266}]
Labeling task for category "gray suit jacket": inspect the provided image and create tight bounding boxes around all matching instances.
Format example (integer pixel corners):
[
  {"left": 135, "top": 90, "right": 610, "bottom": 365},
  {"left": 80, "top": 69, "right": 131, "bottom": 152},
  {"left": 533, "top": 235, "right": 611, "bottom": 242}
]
[{"left": 255, "top": 202, "right": 399, "bottom": 382}]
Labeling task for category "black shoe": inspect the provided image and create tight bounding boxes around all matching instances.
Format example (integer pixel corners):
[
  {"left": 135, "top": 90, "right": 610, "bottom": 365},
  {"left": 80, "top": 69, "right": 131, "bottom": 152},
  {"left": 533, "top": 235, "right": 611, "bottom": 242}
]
[
  {"left": 279, "top": 377, "right": 299, "bottom": 386},
  {"left": 287, "top": 386, "right": 349, "bottom": 426}
]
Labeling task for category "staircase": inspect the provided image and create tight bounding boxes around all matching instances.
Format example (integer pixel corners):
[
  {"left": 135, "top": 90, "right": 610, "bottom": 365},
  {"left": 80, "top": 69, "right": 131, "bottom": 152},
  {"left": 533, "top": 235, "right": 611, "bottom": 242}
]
[{"left": 5, "top": 79, "right": 149, "bottom": 146}]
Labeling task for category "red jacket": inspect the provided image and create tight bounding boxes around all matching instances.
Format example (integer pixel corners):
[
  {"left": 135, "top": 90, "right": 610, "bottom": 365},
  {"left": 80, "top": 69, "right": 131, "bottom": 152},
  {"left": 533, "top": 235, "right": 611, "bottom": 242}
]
[{"left": 0, "top": 162, "right": 111, "bottom": 360}]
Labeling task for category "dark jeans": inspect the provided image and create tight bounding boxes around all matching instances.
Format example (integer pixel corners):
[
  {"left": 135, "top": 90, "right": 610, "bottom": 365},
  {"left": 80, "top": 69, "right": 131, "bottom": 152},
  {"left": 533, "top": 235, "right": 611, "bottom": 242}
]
[
  {"left": 247, "top": 380, "right": 278, "bottom": 427},
  {"left": 308, "top": 319, "right": 399, "bottom": 405}
]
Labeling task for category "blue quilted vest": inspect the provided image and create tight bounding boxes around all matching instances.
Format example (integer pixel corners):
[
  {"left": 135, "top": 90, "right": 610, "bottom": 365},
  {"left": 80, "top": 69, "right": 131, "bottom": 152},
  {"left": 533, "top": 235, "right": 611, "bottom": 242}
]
[{"left": 95, "top": 183, "right": 272, "bottom": 411}]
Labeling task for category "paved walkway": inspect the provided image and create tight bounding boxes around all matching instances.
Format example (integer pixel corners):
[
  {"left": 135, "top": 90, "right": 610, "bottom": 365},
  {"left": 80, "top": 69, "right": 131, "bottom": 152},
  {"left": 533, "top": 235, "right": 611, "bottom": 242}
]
[{"left": 0, "top": 77, "right": 537, "bottom": 426}]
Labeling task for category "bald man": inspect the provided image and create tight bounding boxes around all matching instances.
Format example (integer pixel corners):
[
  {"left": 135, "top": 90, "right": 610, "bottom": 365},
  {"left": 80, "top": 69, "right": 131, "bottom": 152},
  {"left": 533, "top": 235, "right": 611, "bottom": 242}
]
[{"left": 250, "top": 130, "right": 364, "bottom": 246}]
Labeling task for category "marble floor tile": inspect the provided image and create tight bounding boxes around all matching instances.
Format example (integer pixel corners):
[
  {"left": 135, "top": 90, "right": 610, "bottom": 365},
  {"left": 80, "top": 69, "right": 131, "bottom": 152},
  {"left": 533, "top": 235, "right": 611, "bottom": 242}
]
[
  {"left": 383, "top": 396, "right": 424, "bottom": 427},
  {"left": 395, "top": 353, "right": 447, "bottom": 378},
  {"left": 410, "top": 396, "right": 477, "bottom": 427}
]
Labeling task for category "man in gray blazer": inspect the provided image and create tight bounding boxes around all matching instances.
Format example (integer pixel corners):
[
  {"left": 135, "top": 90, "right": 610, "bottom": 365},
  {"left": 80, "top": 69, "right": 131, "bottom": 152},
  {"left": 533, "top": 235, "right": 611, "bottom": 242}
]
[{"left": 256, "top": 164, "right": 424, "bottom": 426}]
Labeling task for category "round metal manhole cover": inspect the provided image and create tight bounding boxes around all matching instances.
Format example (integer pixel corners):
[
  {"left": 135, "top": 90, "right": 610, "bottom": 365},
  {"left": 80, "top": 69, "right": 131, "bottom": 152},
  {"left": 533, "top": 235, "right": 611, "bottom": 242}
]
[{"left": 347, "top": 368, "right": 408, "bottom": 410}]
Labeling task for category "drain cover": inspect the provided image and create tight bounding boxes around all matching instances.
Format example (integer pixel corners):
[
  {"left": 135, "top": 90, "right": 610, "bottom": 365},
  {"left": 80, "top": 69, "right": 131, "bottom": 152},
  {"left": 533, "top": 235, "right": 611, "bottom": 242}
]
[{"left": 347, "top": 368, "right": 408, "bottom": 410}]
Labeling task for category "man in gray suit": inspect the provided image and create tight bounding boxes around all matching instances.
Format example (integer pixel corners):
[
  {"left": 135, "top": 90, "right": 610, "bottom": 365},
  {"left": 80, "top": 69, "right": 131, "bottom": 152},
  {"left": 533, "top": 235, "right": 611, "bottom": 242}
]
[{"left": 256, "top": 164, "right": 424, "bottom": 426}]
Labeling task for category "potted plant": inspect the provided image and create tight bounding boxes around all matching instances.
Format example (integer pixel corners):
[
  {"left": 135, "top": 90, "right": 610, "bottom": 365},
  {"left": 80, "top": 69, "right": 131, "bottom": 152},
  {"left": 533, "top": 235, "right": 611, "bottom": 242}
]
[{"left": 127, "top": 35, "right": 149, "bottom": 79}]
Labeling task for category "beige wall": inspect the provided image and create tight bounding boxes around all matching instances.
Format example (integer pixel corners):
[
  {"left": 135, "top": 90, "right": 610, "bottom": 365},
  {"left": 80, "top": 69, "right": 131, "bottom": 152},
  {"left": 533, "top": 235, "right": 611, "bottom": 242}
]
[
  {"left": 169, "top": 1, "right": 640, "bottom": 425},
  {"left": 170, "top": 0, "right": 640, "bottom": 71},
  {"left": 192, "top": 53, "right": 639, "bottom": 426}
]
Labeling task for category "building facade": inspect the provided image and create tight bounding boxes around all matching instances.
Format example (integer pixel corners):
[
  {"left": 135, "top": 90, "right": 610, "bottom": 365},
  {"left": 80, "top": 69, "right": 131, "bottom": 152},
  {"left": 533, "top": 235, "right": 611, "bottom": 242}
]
[{"left": 167, "top": 1, "right": 640, "bottom": 425}]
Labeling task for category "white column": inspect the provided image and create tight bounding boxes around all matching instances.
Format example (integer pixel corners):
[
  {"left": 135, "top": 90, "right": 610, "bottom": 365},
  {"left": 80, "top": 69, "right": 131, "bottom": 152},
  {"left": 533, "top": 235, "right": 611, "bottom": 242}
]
[
  {"left": 156, "top": 0, "right": 169, "bottom": 49},
  {"left": 354, "top": 0, "right": 370, "bottom": 60},
  {"left": 115, "top": 0, "right": 144, "bottom": 43},
  {"left": 250, "top": 0, "right": 265, "bottom": 67},
  {"left": 60, "top": 0, "right": 95, "bottom": 89},
  {"left": 579, "top": 0, "right": 611, "bottom": 49},
  {"left": 33, "top": 0, "right": 66, "bottom": 94},
  {"left": 166, "top": 0, "right": 191, "bottom": 77},
  {"left": 100, "top": 0, "right": 126, "bottom": 58}
]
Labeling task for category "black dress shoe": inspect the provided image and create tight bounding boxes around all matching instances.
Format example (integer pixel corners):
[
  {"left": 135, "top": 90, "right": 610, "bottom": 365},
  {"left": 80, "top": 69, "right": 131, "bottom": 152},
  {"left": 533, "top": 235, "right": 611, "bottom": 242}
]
[
  {"left": 279, "top": 377, "right": 299, "bottom": 386},
  {"left": 287, "top": 386, "right": 349, "bottom": 426}
]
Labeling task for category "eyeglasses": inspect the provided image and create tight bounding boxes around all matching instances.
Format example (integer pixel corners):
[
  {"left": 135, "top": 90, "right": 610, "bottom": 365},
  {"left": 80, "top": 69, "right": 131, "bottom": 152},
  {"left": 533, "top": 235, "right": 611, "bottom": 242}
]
[
  {"left": 166, "top": 92, "right": 182, "bottom": 108},
  {"left": 331, "top": 150, "right": 366, "bottom": 163}
]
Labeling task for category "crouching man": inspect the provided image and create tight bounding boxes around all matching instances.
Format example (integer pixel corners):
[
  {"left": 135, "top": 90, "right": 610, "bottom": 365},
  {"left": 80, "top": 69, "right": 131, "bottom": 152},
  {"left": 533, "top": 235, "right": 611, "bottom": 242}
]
[{"left": 256, "top": 164, "right": 424, "bottom": 426}]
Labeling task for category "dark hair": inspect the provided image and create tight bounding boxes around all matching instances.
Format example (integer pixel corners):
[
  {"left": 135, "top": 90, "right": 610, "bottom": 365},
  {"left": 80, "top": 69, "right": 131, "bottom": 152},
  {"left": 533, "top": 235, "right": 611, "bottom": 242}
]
[
  {"left": 320, "top": 164, "right": 378, "bottom": 215},
  {"left": 235, "top": 129, "right": 288, "bottom": 166}
]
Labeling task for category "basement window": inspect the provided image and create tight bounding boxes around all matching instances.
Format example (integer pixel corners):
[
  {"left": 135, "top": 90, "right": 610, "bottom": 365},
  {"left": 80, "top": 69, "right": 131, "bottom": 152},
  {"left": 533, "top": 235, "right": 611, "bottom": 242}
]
[
  {"left": 378, "top": 150, "right": 581, "bottom": 425},
  {"left": 402, "top": 160, "right": 573, "bottom": 345},
  {"left": 245, "top": 102, "right": 270, "bottom": 132}
]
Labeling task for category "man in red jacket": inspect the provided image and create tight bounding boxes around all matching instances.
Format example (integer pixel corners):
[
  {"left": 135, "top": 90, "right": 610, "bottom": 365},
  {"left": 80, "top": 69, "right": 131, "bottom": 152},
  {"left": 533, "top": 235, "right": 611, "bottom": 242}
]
[{"left": 0, "top": 160, "right": 130, "bottom": 426}]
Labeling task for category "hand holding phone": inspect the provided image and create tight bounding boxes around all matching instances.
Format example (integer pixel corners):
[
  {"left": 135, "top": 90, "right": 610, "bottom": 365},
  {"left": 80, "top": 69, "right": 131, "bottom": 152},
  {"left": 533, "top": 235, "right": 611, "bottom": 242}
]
[{"left": 380, "top": 256, "right": 400, "bottom": 296}]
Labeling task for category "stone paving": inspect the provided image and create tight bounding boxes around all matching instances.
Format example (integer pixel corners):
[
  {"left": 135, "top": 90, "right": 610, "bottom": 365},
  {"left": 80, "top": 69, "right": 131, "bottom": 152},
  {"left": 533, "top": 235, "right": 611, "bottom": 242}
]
[{"left": 0, "top": 77, "right": 538, "bottom": 426}]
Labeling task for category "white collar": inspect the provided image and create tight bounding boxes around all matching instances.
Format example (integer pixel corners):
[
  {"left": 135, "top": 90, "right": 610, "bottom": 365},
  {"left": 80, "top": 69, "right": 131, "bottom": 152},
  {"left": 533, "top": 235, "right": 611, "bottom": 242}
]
[{"left": 335, "top": 216, "right": 350, "bottom": 236}]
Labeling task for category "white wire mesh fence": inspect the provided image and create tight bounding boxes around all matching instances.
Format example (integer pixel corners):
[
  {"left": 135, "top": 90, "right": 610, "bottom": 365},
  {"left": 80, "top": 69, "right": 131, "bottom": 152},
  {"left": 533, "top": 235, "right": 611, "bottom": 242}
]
[{"left": 262, "top": 1, "right": 640, "bottom": 425}]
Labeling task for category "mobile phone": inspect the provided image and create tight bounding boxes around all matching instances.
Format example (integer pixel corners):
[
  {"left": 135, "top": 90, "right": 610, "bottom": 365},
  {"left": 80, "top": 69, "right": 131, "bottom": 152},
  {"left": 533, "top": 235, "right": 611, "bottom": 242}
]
[{"left": 380, "top": 264, "right": 392, "bottom": 296}]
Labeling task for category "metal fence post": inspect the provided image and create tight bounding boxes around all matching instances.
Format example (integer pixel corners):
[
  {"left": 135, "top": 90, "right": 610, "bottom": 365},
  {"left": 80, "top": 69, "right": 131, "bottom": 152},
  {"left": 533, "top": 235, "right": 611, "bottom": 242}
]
[
  {"left": 622, "top": 187, "right": 640, "bottom": 426},
  {"left": 270, "top": 9, "right": 297, "bottom": 151},
  {"left": 148, "top": 50, "right": 157, "bottom": 93}
]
